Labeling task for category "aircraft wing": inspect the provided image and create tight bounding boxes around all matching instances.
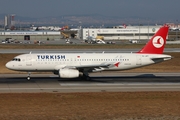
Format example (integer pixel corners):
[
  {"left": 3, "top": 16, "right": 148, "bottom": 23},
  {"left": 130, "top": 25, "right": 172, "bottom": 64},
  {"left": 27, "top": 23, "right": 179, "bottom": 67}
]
[
  {"left": 76, "top": 64, "right": 110, "bottom": 68},
  {"left": 63, "top": 62, "right": 120, "bottom": 72}
]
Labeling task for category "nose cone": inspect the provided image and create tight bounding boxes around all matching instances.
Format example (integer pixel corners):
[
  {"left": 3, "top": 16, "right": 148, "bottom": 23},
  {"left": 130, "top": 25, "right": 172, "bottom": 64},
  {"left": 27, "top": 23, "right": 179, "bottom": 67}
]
[{"left": 6, "top": 62, "right": 12, "bottom": 69}]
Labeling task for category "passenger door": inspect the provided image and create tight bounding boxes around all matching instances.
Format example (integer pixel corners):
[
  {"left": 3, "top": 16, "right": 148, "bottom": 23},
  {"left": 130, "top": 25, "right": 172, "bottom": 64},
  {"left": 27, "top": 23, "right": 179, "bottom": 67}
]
[{"left": 26, "top": 55, "right": 32, "bottom": 66}]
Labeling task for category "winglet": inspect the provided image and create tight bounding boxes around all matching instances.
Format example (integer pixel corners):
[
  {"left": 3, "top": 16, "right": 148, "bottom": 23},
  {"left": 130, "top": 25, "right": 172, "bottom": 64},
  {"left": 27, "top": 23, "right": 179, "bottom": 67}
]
[{"left": 137, "top": 25, "right": 169, "bottom": 54}]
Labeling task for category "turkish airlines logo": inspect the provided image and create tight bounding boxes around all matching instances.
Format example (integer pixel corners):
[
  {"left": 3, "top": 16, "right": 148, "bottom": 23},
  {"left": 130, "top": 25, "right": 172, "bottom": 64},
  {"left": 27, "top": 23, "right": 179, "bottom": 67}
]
[{"left": 152, "top": 36, "right": 164, "bottom": 48}]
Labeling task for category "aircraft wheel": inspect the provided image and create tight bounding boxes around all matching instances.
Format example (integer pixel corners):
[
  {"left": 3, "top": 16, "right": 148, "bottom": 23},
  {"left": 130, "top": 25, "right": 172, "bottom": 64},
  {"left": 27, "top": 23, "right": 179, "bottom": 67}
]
[{"left": 27, "top": 76, "right": 30, "bottom": 81}]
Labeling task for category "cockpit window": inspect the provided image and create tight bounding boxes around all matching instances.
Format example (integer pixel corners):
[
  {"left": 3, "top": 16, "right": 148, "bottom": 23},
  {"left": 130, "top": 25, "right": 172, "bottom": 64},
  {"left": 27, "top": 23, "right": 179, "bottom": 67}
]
[{"left": 12, "top": 58, "right": 21, "bottom": 61}]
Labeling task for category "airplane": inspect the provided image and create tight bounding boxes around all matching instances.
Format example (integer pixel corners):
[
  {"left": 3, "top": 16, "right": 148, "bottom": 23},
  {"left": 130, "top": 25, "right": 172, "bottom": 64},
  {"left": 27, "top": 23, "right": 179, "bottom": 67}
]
[{"left": 6, "top": 25, "right": 172, "bottom": 80}]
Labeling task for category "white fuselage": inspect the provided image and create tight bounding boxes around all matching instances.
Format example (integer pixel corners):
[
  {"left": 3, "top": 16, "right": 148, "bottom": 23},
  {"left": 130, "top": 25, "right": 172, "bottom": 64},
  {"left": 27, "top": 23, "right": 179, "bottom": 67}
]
[{"left": 6, "top": 53, "right": 171, "bottom": 72}]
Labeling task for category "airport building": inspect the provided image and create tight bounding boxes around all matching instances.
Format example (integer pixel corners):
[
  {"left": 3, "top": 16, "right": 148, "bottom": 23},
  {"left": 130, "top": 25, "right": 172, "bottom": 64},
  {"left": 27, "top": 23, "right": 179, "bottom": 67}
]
[
  {"left": 0, "top": 25, "right": 177, "bottom": 42},
  {"left": 81, "top": 26, "right": 162, "bottom": 40}
]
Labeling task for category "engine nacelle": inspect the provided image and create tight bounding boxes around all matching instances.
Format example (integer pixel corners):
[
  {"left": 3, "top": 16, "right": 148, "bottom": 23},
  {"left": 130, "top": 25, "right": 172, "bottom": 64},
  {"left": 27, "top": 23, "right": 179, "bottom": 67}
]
[{"left": 59, "top": 68, "right": 79, "bottom": 78}]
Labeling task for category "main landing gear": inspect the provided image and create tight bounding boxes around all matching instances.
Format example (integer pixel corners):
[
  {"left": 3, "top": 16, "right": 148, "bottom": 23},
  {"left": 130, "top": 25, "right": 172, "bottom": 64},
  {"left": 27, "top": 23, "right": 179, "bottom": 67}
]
[{"left": 82, "top": 72, "right": 91, "bottom": 80}]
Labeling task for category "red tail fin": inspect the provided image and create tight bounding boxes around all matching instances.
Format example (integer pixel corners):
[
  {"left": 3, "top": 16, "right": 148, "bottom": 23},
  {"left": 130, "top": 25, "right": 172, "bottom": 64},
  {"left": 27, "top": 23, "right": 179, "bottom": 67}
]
[{"left": 137, "top": 25, "right": 169, "bottom": 54}]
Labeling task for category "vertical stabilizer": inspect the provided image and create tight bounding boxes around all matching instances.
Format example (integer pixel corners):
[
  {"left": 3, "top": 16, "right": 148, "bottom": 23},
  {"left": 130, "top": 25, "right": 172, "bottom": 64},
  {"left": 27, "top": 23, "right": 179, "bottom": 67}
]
[{"left": 138, "top": 25, "right": 169, "bottom": 54}]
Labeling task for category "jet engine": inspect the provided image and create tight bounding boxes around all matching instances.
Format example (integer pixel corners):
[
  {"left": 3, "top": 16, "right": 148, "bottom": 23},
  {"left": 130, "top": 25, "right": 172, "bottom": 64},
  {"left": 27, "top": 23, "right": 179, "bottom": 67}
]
[{"left": 58, "top": 68, "right": 79, "bottom": 78}]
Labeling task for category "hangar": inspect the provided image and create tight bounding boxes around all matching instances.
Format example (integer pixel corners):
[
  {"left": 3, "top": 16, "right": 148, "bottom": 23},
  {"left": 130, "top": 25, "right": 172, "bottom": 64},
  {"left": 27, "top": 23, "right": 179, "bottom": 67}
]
[{"left": 0, "top": 31, "right": 61, "bottom": 41}]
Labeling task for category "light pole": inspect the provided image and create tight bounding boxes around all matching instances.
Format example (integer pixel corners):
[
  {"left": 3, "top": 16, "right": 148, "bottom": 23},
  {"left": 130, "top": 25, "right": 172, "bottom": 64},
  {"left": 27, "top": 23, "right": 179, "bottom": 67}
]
[
  {"left": 79, "top": 21, "right": 82, "bottom": 40},
  {"left": 139, "top": 19, "right": 140, "bottom": 40},
  {"left": 148, "top": 20, "right": 150, "bottom": 40},
  {"left": 176, "top": 20, "right": 178, "bottom": 41}
]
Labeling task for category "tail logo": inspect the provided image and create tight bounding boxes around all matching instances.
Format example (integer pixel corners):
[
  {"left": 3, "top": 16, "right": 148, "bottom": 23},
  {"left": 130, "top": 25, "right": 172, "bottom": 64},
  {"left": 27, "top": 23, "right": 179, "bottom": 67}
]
[{"left": 152, "top": 36, "right": 164, "bottom": 48}]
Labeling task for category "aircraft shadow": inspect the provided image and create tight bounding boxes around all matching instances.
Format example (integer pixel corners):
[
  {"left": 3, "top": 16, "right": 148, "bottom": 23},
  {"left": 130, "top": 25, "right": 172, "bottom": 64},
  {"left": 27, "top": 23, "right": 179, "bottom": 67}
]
[{"left": 0, "top": 74, "right": 180, "bottom": 83}]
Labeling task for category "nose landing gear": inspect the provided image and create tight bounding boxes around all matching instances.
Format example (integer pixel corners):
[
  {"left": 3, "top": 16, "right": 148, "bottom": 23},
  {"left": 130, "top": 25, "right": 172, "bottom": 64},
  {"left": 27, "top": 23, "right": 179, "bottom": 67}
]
[{"left": 27, "top": 72, "right": 31, "bottom": 80}]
